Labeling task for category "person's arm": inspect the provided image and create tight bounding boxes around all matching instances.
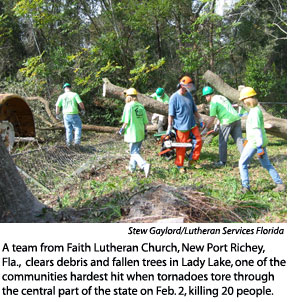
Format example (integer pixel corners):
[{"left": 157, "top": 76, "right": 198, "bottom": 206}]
[
  {"left": 79, "top": 102, "right": 85, "bottom": 111},
  {"left": 205, "top": 116, "right": 216, "bottom": 129},
  {"left": 118, "top": 122, "right": 127, "bottom": 135},
  {"left": 166, "top": 115, "right": 174, "bottom": 134}
]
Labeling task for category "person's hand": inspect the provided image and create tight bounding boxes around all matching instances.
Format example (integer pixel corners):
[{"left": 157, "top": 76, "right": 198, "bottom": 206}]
[
  {"left": 81, "top": 110, "right": 86, "bottom": 116},
  {"left": 239, "top": 113, "right": 248, "bottom": 117},
  {"left": 257, "top": 147, "right": 265, "bottom": 158},
  {"left": 200, "top": 121, "right": 205, "bottom": 129},
  {"left": 56, "top": 114, "right": 61, "bottom": 120},
  {"left": 144, "top": 129, "right": 148, "bottom": 140},
  {"left": 118, "top": 127, "right": 124, "bottom": 135},
  {"left": 166, "top": 125, "right": 172, "bottom": 135}
]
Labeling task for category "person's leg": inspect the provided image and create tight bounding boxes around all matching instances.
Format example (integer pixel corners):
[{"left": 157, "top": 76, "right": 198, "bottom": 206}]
[
  {"left": 72, "top": 115, "right": 82, "bottom": 145},
  {"left": 239, "top": 145, "right": 256, "bottom": 189},
  {"left": 175, "top": 130, "right": 190, "bottom": 168},
  {"left": 230, "top": 120, "right": 244, "bottom": 154},
  {"left": 63, "top": 115, "right": 73, "bottom": 146},
  {"left": 190, "top": 126, "right": 202, "bottom": 161},
  {"left": 129, "top": 143, "right": 138, "bottom": 171},
  {"left": 258, "top": 147, "right": 283, "bottom": 185},
  {"left": 130, "top": 141, "right": 147, "bottom": 169},
  {"left": 218, "top": 124, "right": 231, "bottom": 163}
]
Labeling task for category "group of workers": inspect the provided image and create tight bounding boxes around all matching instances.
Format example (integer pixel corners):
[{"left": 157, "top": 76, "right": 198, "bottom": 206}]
[{"left": 55, "top": 77, "right": 285, "bottom": 192}]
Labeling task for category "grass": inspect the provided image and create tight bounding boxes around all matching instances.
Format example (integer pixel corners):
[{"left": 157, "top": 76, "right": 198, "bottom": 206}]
[{"left": 19, "top": 131, "right": 287, "bottom": 223}]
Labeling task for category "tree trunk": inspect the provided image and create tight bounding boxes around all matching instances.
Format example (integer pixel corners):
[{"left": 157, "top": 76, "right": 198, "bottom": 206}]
[
  {"left": 203, "top": 70, "right": 287, "bottom": 139},
  {"left": 0, "top": 139, "right": 48, "bottom": 222},
  {"left": 39, "top": 123, "right": 158, "bottom": 133},
  {"left": 103, "top": 78, "right": 169, "bottom": 116}
]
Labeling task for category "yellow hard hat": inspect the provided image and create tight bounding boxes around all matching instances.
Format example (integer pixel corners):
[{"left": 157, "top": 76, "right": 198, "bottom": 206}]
[
  {"left": 126, "top": 88, "right": 137, "bottom": 96},
  {"left": 239, "top": 87, "right": 257, "bottom": 101}
]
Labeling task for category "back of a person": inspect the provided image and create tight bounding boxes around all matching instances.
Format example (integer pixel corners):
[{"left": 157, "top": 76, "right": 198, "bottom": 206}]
[
  {"left": 151, "top": 92, "right": 169, "bottom": 104},
  {"left": 60, "top": 91, "right": 79, "bottom": 114},
  {"left": 211, "top": 95, "right": 239, "bottom": 125},
  {"left": 124, "top": 101, "right": 147, "bottom": 143}
]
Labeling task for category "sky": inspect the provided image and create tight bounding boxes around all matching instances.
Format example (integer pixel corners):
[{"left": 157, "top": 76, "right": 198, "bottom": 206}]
[{"left": 215, "top": 0, "right": 240, "bottom": 16}]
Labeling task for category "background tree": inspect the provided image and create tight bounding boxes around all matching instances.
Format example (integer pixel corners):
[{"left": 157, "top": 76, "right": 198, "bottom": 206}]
[{"left": 0, "top": 0, "right": 286, "bottom": 122}]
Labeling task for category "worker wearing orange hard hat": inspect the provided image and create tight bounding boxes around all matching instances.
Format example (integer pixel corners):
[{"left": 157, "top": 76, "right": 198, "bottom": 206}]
[{"left": 166, "top": 76, "right": 204, "bottom": 173}]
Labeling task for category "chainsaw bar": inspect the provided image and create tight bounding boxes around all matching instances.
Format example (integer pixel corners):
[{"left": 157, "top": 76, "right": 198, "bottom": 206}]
[{"left": 163, "top": 141, "right": 192, "bottom": 148}]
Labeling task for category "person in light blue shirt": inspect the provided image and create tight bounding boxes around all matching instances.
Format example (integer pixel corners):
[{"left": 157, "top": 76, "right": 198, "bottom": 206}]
[{"left": 166, "top": 76, "right": 204, "bottom": 172}]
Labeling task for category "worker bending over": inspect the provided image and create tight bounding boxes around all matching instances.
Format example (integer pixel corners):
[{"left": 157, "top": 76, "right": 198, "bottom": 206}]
[{"left": 202, "top": 86, "right": 243, "bottom": 167}]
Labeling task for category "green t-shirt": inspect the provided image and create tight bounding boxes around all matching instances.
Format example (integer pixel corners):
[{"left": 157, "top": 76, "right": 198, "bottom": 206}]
[
  {"left": 246, "top": 106, "right": 268, "bottom": 148},
  {"left": 210, "top": 95, "right": 240, "bottom": 125},
  {"left": 121, "top": 101, "right": 148, "bottom": 143},
  {"left": 56, "top": 91, "right": 82, "bottom": 114},
  {"left": 151, "top": 93, "right": 169, "bottom": 104}
]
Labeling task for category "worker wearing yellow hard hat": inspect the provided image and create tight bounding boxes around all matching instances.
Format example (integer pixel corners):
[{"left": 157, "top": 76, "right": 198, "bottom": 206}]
[{"left": 238, "top": 87, "right": 285, "bottom": 193}]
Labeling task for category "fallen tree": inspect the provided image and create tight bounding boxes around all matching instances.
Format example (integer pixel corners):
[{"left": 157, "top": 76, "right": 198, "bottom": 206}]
[
  {"left": 103, "top": 74, "right": 287, "bottom": 139},
  {"left": 26, "top": 72, "right": 286, "bottom": 139}
]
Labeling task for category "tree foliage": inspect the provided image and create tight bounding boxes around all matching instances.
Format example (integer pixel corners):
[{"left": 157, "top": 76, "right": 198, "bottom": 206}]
[{"left": 0, "top": 0, "right": 286, "bottom": 121}]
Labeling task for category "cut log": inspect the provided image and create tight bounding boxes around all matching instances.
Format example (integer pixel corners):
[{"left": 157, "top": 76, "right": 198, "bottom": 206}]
[
  {"left": 203, "top": 70, "right": 287, "bottom": 139},
  {"left": 38, "top": 123, "right": 158, "bottom": 133},
  {"left": 103, "top": 78, "right": 169, "bottom": 116}
]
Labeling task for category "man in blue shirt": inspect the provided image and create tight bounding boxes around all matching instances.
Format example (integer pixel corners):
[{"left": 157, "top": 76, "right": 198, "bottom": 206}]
[{"left": 167, "top": 76, "right": 204, "bottom": 173}]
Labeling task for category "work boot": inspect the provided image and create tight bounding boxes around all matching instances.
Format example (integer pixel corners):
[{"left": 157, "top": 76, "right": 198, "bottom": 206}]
[
  {"left": 214, "top": 161, "right": 226, "bottom": 167},
  {"left": 143, "top": 163, "right": 151, "bottom": 178},
  {"left": 273, "top": 183, "right": 286, "bottom": 192},
  {"left": 241, "top": 187, "right": 251, "bottom": 194},
  {"left": 188, "top": 160, "right": 202, "bottom": 169}
]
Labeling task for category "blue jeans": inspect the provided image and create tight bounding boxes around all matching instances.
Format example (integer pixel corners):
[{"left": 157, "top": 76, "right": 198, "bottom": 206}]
[
  {"left": 129, "top": 141, "right": 147, "bottom": 170},
  {"left": 63, "top": 114, "right": 82, "bottom": 145},
  {"left": 219, "top": 120, "right": 243, "bottom": 163},
  {"left": 239, "top": 145, "right": 283, "bottom": 189}
]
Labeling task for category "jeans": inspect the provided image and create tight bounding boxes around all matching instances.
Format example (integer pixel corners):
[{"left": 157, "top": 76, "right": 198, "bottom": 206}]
[
  {"left": 129, "top": 141, "right": 147, "bottom": 170},
  {"left": 219, "top": 119, "right": 243, "bottom": 163},
  {"left": 239, "top": 145, "right": 283, "bottom": 189},
  {"left": 63, "top": 114, "right": 82, "bottom": 145}
]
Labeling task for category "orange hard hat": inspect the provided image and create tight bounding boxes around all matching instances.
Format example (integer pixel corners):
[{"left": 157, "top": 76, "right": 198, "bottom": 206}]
[{"left": 180, "top": 76, "right": 193, "bottom": 84}]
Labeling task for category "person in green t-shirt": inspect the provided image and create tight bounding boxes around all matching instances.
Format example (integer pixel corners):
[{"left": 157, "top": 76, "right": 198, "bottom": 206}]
[
  {"left": 118, "top": 88, "right": 151, "bottom": 178},
  {"left": 56, "top": 83, "right": 85, "bottom": 146},
  {"left": 150, "top": 87, "right": 170, "bottom": 133},
  {"left": 238, "top": 87, "right": 285, "bottom": 193},
  {"left": 202, "top": 86, "right": 244, "bottom": 167}
]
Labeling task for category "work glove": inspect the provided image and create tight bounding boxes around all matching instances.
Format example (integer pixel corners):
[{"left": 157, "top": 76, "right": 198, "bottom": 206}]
[
  {"left": 81, "top": 110, "right": 86, "bottom": 116},
  {"left": 257, "top": 147, "right": 265, "bottom": 158},
  {"left": 56, "top": 114, "right": 61, "bottom": 120},
  {"left": 199, "top": 121, "right": 205, "bottom": 129},
  {"left": 166, "top": 125, "right": 172, "bottom": 135},
  {"left": 239, "top": 113, "right": 248, "bottom": 117},
  {"left": 118, "top": 127, "right": 125, "bottom": 135},
  {"left": 144, "top": 129, "right": 148, "bottom": 140}
]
